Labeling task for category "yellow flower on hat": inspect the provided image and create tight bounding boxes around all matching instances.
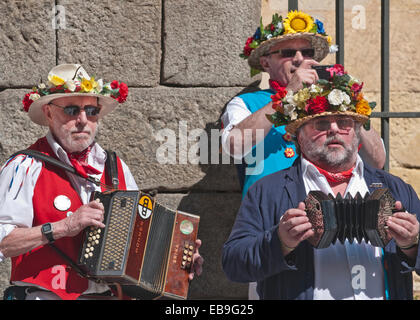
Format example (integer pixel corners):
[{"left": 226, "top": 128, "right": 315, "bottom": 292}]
[
  {"left": 283, "top": 11, "right": 314, "bottom": 34},
  {"left": 80, "top": 77, "right": 97, "bottom": 92},
  {"left": 355, "top": 98, "right": 372, "bottom": 116},
  {"left": 48, "top": 74, "right": 65, "bottom": 86}
]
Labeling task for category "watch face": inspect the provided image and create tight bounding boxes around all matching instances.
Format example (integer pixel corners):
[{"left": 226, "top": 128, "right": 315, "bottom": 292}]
[{"left": 42, "top": 224, "right": 52, "bottom": 233}]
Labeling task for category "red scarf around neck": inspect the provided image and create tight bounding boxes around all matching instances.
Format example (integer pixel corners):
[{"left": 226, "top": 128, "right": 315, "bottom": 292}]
[
  {"left": 304, "top": 155, "right": 355, "bottom": 183},
  {"left": 66, "top": 145, "right": 101, "bottom": 178}
]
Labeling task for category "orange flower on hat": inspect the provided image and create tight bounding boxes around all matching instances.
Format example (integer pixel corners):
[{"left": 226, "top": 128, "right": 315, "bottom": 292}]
[{"left": 355, "top": 98, "right": 372, "bottom": 116}]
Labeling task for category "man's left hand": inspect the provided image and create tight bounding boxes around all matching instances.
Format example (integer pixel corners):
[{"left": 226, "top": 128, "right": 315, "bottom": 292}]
[
  {"left": 386, "top": 201, "right": 419, "bottom": 249},
  {"left": 189, "top": 239, "right": 204, "bottom": 281}
]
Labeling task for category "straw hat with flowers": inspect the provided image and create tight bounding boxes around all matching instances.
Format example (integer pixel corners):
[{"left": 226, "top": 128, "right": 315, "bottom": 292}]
[
  {"left": 266, "top": 64, "right": 376, "bottom": 135},
  {"left": 22, "top": 64, "right": 129, "bottom": 126},
  {"left": 240, "top": 10, "right": 338, "bottom": 76}
]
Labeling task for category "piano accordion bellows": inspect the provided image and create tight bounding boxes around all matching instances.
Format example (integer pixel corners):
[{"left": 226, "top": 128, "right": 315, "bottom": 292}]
[
  {"left": 78, "top": 190, "right": 199, "bottom": 299},
  {"left": 304, "top": 188, "right": 396, "bottom": 249}
]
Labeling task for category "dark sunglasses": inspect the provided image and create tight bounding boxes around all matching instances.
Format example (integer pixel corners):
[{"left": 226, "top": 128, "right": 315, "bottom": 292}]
[
  {"left": 312, "top": 117, "right": 355, "bottom": 132},
  {"left": 264, "top": 48, "right": 315, "bottom": 58},
  {"left": 49, "top": 103, "right": 101, "bottom": 117}
]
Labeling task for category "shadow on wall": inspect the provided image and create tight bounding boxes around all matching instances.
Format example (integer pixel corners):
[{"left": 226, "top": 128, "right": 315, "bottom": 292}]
[{"left": 168, "top": 81, "right": 261, "bottom": 300}]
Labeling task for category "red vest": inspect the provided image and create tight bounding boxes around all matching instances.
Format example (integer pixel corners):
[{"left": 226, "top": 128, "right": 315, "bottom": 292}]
[{"left": 10, "top": 137, "right": 127, "bottom": 300}]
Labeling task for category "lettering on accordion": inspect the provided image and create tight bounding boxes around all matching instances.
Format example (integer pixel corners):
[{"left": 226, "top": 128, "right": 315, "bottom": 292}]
[
  {"left": 304, "top": 188, "right": 397, "bottom": 249},
  {"left": 77, "top": 190, "right": 200, "bottom": 300}
]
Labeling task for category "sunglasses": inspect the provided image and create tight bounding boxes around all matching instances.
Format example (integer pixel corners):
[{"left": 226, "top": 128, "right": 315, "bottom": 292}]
[
  {"left": 311, "top": 117, "right": 355, "bottom": 132},
  {"left": 264, "top": 48, "right": 315, "bottom": 58},
  {"left": 49, "top": 103, "right": 101, "bottom": 117}
]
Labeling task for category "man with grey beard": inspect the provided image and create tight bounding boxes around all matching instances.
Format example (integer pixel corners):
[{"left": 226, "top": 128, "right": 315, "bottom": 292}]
[
  {"left": 222, "top": 71, "right": 420, "bottom": 299},
  {"left": 0, "top": 64, "right": 203, "bottom": 300}
]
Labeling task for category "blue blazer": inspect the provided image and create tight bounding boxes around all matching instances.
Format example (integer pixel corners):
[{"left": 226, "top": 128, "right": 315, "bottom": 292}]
[{"left": 222, "top": 159, "right": 420, "bottom": 299}]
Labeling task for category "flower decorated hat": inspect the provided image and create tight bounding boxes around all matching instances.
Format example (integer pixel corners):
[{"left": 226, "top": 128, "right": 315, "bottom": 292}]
[
  {"left": 267, "top": 64, "right": 376, "bottom": 135},
  {"left": 22, "top": 64, "right": 129, "bottom": 126},
  {"left": 241, "top": 11, "right": 338, "bottom": 76}
]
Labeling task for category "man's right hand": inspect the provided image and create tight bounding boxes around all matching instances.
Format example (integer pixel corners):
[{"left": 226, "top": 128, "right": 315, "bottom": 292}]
[
  {"left": 286, "top": 60, "right": 320, "bottom": 92},
  {"left": 277, "top": 202, "right": 314, "bottom": 255},
  {"left": 58, "top": 200, "right": 105, "bottom": 238}
]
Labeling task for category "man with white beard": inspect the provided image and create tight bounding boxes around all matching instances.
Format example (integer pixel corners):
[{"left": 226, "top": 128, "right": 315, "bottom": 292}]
[{"left": 0, "top": 64, "right": 203, "bottom": 300}]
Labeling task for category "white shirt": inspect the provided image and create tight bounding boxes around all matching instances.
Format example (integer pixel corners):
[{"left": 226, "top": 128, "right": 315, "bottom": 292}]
[
  {"left": 220, "top": 96, "right": 253, "bottom": 159},
  {"left": 301, "top": 155, "right": 384, "bottom": 300},
  {"left": 0, "top": 132, "right": 138, "bottom": 295}
]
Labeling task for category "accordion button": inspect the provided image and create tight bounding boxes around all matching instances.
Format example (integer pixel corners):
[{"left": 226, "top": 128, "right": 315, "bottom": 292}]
[
  {"left": 183, "top": 255, "right": 187, "bottom": 260},
  {"left": 84, "top": 254, "right": 89, "bottom": 259},
  {"left": 97, "top": 229, "right": 101, "bottom": 234},
  {"left": 184, "top": 249, "right": 188, "bottom": 254},
  {"left": 89, "top": 252, "right": 93, "bottom": 257},
  {"left": 187, "top": 257, "right": 192, "bottom": 262},
  {"left": 95, "top": 240, "right": 99, "bottom": 244},
  {"left": 182, "top": 261, "right": 186, "bottom": 266},
  {"left": 189, "top": 245, "right": 194, "bottom": 250}
]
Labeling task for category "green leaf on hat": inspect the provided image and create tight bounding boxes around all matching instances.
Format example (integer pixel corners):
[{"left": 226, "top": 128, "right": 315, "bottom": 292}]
[
  {"left": 369, "top": 102, "right": 377, "bottom": 110},
  {"left": 249, "top": 40, "right": 259, "bottom": 49}
]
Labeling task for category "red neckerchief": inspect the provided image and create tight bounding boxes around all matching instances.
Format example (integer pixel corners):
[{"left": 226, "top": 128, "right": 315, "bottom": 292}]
[
  {"left": 67, "top": 145, "right": 101, "bottom": 178},
  {"left": 269, "top": 79, "right": 287, "bottom": 92},
  {"left": 303, "top": 155, "right": 355, "bottom": 183}
]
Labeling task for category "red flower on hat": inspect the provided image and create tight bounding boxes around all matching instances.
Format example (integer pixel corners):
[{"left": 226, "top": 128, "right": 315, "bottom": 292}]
[
  {"left": 243, "top": 37, "right": 254, "bottom": 57},
  {"left": 117, "top": 82, "right": 128, "bottom": 103},
  {"left": 22, "top": 92, "right": 37, "bottom": 112},
  {"left": 110, "top": 80, "right": 129, "bottom": 103},
  {"left": 271, "top": 88, "right": 288, "bottom": 112},
  {"left": 110, "top": 80, "right": 119, "bottom": 89},
  {"left": 305, "top": 96, "right": 328, "bottom": 115}
]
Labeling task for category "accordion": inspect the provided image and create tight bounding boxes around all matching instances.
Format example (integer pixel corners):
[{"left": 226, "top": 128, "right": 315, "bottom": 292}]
[
  {"left": 304, "top": 188, "right": 396, "bottom": 249},
  {"left": 77, "top": 190, "right": 200, "bottom": 300}
]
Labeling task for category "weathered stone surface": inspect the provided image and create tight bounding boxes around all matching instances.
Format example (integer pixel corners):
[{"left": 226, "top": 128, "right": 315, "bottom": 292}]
[
  {"left": 390, "top": 168, "right": 420, "bottom": 196},
  {"left": 0, "top": 0, "right": 56, "bottom": 87},
  {"left": 97, "top": 87, "right": 245, "bottom": 192},
  {"left": 156, "top": 192, "right": 247, "bottom": 299},
  {"left": 0, "top": 259, "right": 11, "bottom": 297},
  {"left": 57, "top": 0, "right": 161, "bottom": 87},
  {"left": 162, "top": 0, "right": 261, "bottom": 87},
  {"left": 0, "top": 89, "right": 48, "bottom": 164}
]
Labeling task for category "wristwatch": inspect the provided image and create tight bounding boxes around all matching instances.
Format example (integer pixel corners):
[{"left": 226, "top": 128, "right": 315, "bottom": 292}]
[{"left": 41, "top": 223, "right": 55, "bottom": 243}]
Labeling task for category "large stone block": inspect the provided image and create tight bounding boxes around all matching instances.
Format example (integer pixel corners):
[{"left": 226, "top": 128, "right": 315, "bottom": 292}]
[
  {"left": 97, "top": 86, "right": 246, "bottom": 192},
  {"left": 0, "top": 89, "right": 48, "bottom": 164},
  {"left": 162, "top": 0, "right": 261, "bottom": 87},
  {"left": 57, "top": 0, "right": 161, "bottom": 87},
  {"left": 156, "top": 192, "right": 247, "bottom": 299},
  {"left": 0, "top": 0, "right": 56, "bottom": 87}
]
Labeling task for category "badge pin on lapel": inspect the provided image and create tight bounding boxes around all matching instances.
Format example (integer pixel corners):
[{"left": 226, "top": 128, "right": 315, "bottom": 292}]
[{"left": 53, "top": 195, "right": 71, "bottom": 211}]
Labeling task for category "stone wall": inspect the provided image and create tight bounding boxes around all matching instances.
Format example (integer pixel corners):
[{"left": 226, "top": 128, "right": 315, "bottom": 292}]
[{"left": 0, "top": 0, "right": 419, "bottom": 300}]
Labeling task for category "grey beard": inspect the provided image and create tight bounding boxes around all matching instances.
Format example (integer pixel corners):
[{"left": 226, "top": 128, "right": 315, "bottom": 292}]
[{"left": 302, "top": 134, "right": 359, "bottom": 171}]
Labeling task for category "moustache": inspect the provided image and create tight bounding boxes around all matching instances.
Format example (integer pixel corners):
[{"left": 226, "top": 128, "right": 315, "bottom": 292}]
[{"left": 324, "top": 136, "right": 346, "bottom": 147}]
